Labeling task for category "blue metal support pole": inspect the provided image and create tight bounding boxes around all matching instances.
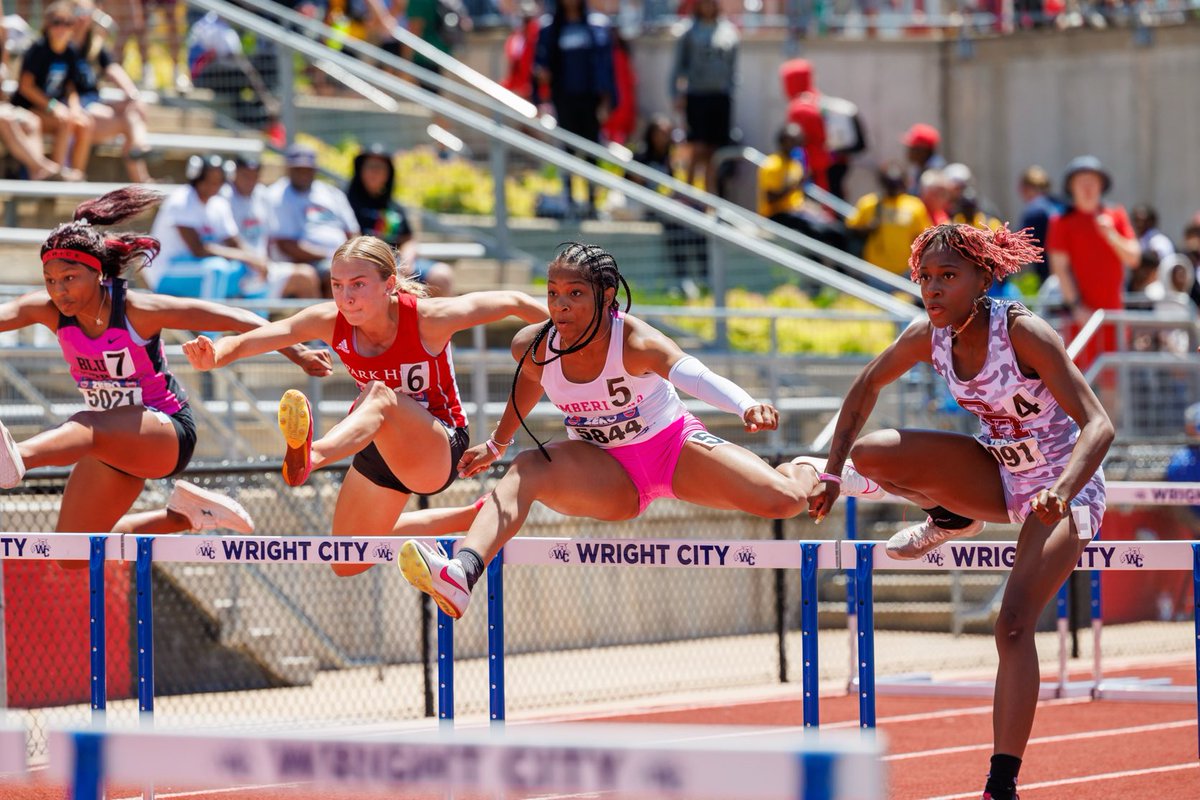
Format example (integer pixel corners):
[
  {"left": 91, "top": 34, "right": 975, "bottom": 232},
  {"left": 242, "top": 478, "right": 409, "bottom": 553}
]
[
  {"left": 487, "top": 547, "right": 505, "bottom": 725},
  {"left": 136, "top": 537, "right": 155, "bottom": 716},
  {"left": 88, "top": 536, "right": 107, "bottom": 718},
  {"left": 798, "top": 751, "right": 833, "bottom": 800},
  {"left": 436, "top": 537, "right": 455, "bottom": 727},
  {"left": 844, "top": 497, "right": 858, "bottom": 694},
  {"left": 1192, "top": 544, "right": 1199, "bottom": 759},
  {"left": 70, "top": 730, "right": 104, "bottom": 800},
  {"left": 801, "top": 542, "right": 820, "bottom": 728},
  {"left": 854, "top": 542, "right": 876, "bottom": 729}
]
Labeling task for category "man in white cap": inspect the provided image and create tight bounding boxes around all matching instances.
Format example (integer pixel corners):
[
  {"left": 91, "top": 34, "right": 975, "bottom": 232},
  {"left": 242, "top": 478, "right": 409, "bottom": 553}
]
[{"left": 266, "top": 144, "right": 360, "bottom": 297}]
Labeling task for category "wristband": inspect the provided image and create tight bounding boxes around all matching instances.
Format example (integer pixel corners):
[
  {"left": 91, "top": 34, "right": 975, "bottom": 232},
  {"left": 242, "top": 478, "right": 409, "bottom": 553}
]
[
  {"left": 47, "top": 99, "right": 60, "bottom": 111},
  {"left": 485, "top": 436, "right": 513, "bottom": 458},
  {"left": 818, "top": 473, "right": 842, "bottom": 485}
]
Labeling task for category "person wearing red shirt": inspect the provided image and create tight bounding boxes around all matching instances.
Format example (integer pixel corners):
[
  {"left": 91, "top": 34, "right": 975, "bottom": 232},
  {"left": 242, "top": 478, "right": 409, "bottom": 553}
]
[
  {"left": 1046, "top": 156, "right": 1141, "bottom": 364},
  {"left": 501, "top": 0, "right": 541, "bottom": 103}
]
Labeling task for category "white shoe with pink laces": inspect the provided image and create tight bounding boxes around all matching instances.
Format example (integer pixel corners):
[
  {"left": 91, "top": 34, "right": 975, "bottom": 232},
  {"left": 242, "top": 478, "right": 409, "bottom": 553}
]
[{"left": 790, "top": 456, "right": 885, "bottom": 499}]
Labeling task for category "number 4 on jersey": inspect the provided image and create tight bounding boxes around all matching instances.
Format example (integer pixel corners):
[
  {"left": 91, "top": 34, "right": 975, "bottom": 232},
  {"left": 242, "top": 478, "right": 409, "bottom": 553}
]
[{"left": 1012, "top": 392, "right": 1042, "bottom": 419}]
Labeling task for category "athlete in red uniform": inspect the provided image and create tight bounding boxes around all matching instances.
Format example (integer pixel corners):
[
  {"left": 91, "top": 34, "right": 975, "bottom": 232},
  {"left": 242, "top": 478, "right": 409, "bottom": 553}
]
[{"left": 184, "top": 235, "right": 547, "bottom": 575}]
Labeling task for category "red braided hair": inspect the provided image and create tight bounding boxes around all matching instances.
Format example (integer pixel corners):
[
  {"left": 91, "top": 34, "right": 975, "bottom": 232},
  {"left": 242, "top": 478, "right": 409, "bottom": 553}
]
[{"left": 908, "top": 222, "right": 1042, "bottom": 283}]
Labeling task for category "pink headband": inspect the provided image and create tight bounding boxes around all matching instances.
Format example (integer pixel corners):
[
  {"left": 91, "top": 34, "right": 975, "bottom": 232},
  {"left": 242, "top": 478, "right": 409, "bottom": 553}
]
[{"left": 42, "top": 248, "right": 102, "bottom": 270}]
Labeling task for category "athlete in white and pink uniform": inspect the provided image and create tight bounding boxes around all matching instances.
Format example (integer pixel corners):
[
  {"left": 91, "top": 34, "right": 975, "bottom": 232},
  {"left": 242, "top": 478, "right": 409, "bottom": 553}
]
[
  {"left": 808, "top": 223, "right": 1113, "bottom": 800},
  {"left": 396, "top": 242, "right": 880, "bottom": 620},
  {"left": 0, "top": 188, "right": 330, "bottom": 552}
]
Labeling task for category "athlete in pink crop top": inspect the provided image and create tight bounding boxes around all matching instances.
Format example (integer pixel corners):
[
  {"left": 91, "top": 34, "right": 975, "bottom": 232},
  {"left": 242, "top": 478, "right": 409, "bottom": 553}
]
[
  {"left": 395, "top": 242, "right": 882, "bottom": 620},
  {"left": 0, "top": 188, "right": 330, "bottom": 557},
  {"left": 183, "top": 234, "right": 548, "bottom": 578},
  {"left": 808, "top": 223, "right": 1112, "bottom": 800}
]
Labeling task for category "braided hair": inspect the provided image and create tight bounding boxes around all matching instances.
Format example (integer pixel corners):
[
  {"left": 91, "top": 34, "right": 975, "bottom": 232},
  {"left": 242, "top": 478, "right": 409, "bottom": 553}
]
[
  {"left": 513, "top": 242, "right": 632, "bottom": 461},
  {"left": 908, "top": 222, "right": 1041, "bottom": 285},
  {"left": 41, "top": 187, "right": 164, "bottom": 281}
]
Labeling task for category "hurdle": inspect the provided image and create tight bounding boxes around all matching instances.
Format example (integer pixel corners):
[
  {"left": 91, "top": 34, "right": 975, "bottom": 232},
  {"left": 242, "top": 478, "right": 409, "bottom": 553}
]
[
  {"left": 44, "top": 722, "right": 886, "bottom": 799},
  {"left": 0, "top": 723, "right": 28, "bottom": 784},
  {"left": 843, "top": 538, "right": 1200, "bottom": 754}
]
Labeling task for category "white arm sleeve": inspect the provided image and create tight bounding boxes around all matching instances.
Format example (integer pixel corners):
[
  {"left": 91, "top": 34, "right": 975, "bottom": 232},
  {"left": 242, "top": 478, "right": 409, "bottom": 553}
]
[{"left": 667, "top": 355, "right": 757, "bottom": 418}]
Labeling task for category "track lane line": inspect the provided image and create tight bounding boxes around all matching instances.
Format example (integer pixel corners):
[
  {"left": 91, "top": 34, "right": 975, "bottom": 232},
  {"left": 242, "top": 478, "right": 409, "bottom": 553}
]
[{"left": 923, "top": 762, "right": 1200, "bottom": 799}]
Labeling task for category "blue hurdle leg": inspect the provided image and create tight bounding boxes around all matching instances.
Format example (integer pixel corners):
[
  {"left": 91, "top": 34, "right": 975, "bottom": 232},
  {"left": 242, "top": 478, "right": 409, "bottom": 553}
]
[
  {"left": 845, "top": 498, "right": 858, "bottom": 692},
  {"left": 136, "top": 537, "right": 155, "bottom": 717},
  {"left": 1192, "top": 544, "right": 1199, "bottom": 759},
  {"left": 70, "top": 730, "right": 104, "bottom": 800},
  {"left": 801, "top": 543, "right": 820, "bottom": 728},
  {"left": 437, "top": 537, "right": 455, "bottom": 728},
  {"left": 89, "top": 536, "right": 107, "bottom": 721},
  {"left": 487, "top": 548, "right": 505, "bottom": 725},
  {"left": 854, "top": 543, "right": 876, "bottom": 729}
]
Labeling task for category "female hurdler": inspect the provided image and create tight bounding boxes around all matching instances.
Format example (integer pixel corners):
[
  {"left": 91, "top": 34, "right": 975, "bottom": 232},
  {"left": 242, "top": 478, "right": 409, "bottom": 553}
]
[{"left": 808, "top": 223, "right": 1112, "bottom": 800}]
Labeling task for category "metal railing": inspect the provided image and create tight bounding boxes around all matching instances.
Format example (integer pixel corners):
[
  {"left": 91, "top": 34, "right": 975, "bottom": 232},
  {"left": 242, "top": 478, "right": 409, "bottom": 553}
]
[{"left": 190, "top": 0, "right": 922, "bottom": 307}]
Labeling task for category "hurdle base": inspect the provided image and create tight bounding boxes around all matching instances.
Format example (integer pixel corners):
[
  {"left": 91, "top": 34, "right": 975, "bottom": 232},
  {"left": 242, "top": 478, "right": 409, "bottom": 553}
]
[{"left": 856, "top": 674, "right": 1058, "bottom": 700}]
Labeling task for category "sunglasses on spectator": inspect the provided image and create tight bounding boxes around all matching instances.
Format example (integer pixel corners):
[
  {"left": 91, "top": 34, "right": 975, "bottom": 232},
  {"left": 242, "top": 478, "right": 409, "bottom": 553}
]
[{"left": 48, "top": 17, "right": 74, "bottom": 26}]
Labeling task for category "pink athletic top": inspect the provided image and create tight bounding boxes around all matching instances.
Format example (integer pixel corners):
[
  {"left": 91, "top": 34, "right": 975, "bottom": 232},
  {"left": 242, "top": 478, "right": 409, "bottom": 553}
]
[{"left": 56, "top": 279, "right": 187, "bottom": 415}]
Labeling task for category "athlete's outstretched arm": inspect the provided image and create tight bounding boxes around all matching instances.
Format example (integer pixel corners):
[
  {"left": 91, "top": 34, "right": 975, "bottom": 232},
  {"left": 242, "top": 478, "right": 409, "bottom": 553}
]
[
  {"left": 458, "top": 323, "right": 548, "bottom": 478},
  {"left": 179, "top": 302, "right": 338, "bottom": 374},
  {"left": 417, "top": 290, "right": 548, "bottom": 351},
  {"left": 808, "top": 320, "right": 931, "bottom": 519},
  {"left": 1009, "top": 314, "right": 1114, "bottom": 524},
  {"left": 0, "top": 292, "right": 57, "bottom": 333}
]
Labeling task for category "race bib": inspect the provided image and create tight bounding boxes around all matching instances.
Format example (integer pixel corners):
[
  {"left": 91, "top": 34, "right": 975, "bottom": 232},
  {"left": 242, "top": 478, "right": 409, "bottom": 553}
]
[
  {"left": 979, "top": 435, "right": 1047, "bottom": 474},
  {"left": 79, "top": 380, "right": 143, "bottom": 411},
  {"left": 686, "top": 430, "right": 729, "bottom": 450},
  {"left": 564, "top": 408, "right": 645, "bottom": 446}
]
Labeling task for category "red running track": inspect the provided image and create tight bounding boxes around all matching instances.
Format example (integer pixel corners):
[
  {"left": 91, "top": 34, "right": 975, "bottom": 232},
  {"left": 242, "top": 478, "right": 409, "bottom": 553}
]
[{"left": 5, "top": 662, "right": 1197, "bottom": 799}]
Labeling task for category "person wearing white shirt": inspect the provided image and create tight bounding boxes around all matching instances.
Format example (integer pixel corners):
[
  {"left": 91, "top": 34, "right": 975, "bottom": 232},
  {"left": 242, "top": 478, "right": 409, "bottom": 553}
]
[
  {"left": 221, "top": 155, "right": 320, "bottom": 299},
  {"left": 147, "top": 155, "right": 263, "bottom": 300},
  {"left": 266, "top": 144, "right": 360, "bottom": 296}
]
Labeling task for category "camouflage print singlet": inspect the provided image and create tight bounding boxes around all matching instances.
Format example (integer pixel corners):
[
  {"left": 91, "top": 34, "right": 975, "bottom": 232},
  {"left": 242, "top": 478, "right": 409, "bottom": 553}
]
[{"left": 930, "top": 298, "right": 1106, "bottom": 534}]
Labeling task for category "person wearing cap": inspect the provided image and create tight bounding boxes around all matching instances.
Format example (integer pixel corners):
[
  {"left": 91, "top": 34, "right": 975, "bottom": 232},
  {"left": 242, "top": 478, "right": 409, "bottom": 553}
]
[
  {"left": 346, "top": 143, "right": 454, "bottom": 297},
  {"left": 1016, "top": 165, "right": 1061, "bottom": 284},
  {"left": 903, "top": 122, "right": 944, "bottom": 195},
  {"left": 221, "top": 156, "right": 322, "bottom": 300},
  {"left": 147, "top": 154, "right": 263, "bottom": 300},
  {"left": 1045, "top": 155, "right": 1140, "bottom": 363},
  {"left": 266, "top": 144, "right": 360, "bottom": 298},
  {"left": 845, "top": 161, "right": 930, "bottom": 276}
]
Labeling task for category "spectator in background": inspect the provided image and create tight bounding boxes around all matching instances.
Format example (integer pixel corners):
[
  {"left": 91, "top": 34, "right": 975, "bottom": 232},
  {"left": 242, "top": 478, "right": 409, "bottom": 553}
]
[
  {"left": 71, "top": 0, "right": 153, "bottom": 183},
  {"left": 148, "top": 155, "right": 262, "bottom": 300},
  {"left": 13, "top": 3, "right": 93, "bottom": 178},
  {"left": 533, "top": 0, "right": 616, "bottom": 215},
  {"left": 403, "top": 0, "right": 470, "bottom": 83},
  {"left": 779, "top": 59, "right": 866, "bottom": 201},
  {"left": 903, "top": 123, "right": 944, "bottom": 196},
  {"left": 1164, "top": 404, "right": 1200, "bottom": 533},
  {"left": 630, "top": 115, "right": 707, "bottom": 299},
  {"left": 785, "top": 93, "right": 829, "bottom": 192},
  {"left": 1130, "top": 203, "right": 1175, "bottom": 265},
  {"left": 0, "top": 9, "right": 76, "bottom": 181},
  {"left": 1183, "top": 221, "right": 1200, "bottom": 277},
  {"left": 918, "top": 168, "right": 951, "bottom": 226},
  {"left": 952, "top": 187, "right": 1001, "bottom": 232},
  {"left": 103, "top": 0, "right": 185, "bottom": 92},
  {"left": 1046, "top": 155, "right": 1140, "bottom": 364},
  {"left": 187, "top": 11, "right": 283, "bottom": 141},
  {"left": 267, "top": 144, "right": 360, "bottom": 297},
  {"left": 501, "top": 0, "right": 542, "bottom": 103},
  {"left": 346, "top": 143, "right": 454, "bottom": 297},
  {"left": 757, "top": 123, "right": 844, "bottom": 249},
  {"left": 600, "top": 26, "right": 636, "bottom": 147},
  {"left": 845, "top": 162, "right": 930, "bottom": 276},
  {"left": 1017, "top": 165, "right": 1059, "bottom": 283},
  {"left": 670, "top": 0, "right": 737, "bottom": 192},
  {"left": 221, "top": 156, "right": 322, "bottom": 300}
]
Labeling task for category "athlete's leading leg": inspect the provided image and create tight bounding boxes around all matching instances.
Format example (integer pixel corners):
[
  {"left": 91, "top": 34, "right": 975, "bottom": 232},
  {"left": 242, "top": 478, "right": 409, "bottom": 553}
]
[
  {"left": 401, "top": 441, "right": 640, "bottom": 618},
  {"left": 986, "top": 512, "right": 1086, "bottom": 800},
  {"left": 55, "top": 457, "right": 149, "bottom": 568},
  {"left": 13, "top": 407, "right": 180, "bottom": 479}
]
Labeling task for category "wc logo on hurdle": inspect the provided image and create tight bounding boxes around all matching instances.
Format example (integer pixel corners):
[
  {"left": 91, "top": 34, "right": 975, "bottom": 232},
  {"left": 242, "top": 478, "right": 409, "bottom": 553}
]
[
  {"left": 1120, "top": 547, "right": 1145, "bottom": 568},
  {"left": 923, "top": 550, "right": 945, "bottom": 567},
  {"left": 196, "top": 540, "right": 217, "bottom": 560},
  {"left": 733, "top": 546, "right": 756, "bottom": 566},
  {"left": 549, "top": 542, "right": 570, "bottom": 563},
  {"left": 373, "top": 543, "right": 395, "bottom": 561},
  {"left": 32, "top": 538, "right": 51, "bottom": 558}
]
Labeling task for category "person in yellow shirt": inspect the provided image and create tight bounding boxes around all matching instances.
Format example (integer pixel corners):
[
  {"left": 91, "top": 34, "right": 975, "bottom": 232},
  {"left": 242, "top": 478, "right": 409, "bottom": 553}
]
[
  {"left": 846, "top": 163, "right": 931, "bottom": 275},
  {"left": 758, "top": 124, "right": 845, "bottom": 248}
]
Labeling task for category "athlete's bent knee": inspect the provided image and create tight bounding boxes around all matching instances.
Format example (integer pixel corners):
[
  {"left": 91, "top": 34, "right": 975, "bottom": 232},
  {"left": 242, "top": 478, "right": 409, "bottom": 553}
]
[
  {"left": 749, "top": 489, "right": 806, "bottom": 519},
  {"left": 359, "top": 380, "right": 399, "bottom": 410},
  {"left": 993, "top": 606, "right": 1035, "bottom": 648}
]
